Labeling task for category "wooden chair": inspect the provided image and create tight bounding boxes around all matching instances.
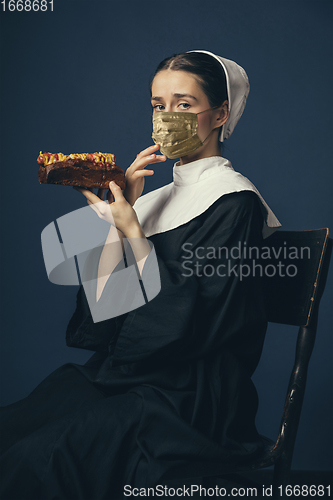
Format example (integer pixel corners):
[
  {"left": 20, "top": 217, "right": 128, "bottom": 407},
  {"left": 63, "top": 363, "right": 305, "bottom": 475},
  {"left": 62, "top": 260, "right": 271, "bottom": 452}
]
[{"left": 205, "top": 228, "right": 332, "bottom": 498}]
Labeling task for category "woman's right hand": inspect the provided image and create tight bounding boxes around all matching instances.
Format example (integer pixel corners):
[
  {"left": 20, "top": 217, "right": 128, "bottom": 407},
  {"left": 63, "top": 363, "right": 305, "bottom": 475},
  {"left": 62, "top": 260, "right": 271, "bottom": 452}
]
[{"left": 123, "top": 144, "right": 166, "bottom": 206}]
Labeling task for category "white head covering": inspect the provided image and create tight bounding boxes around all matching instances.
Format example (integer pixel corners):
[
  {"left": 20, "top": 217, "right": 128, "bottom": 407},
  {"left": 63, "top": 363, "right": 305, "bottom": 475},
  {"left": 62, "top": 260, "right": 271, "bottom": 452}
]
[{"left": 189, "top": 50, "right": 250, "bottom": 142}]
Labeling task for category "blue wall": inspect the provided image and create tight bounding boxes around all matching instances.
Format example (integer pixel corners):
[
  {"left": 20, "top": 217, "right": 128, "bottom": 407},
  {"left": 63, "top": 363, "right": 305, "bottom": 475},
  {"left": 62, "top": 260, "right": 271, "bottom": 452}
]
[{"left": 1, "top": 0, "right": 332, "bottom": 471}]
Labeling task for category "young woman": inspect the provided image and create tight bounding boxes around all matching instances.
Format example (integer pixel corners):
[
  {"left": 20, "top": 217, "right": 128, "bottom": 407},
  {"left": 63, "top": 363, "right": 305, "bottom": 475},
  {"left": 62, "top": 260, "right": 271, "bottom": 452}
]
[{"left": 0, "top": 51, "right": 280, "bottom": 499}]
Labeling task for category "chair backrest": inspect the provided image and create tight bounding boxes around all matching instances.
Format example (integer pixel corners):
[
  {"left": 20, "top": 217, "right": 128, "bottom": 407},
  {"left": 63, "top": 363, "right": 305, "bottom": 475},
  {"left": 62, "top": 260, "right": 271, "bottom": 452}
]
[
  {"left": 260, "top": 228, "right": 331, "bottom": 327},
  {"left": 253, "top": 228, "right": 332, "bottom": 477}
]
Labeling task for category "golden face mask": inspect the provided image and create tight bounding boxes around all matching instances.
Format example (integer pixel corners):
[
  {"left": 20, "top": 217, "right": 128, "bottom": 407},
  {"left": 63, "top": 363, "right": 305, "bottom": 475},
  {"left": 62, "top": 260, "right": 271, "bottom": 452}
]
[{"left": 152, "top": 109, "right": 215, "bottom": 159}]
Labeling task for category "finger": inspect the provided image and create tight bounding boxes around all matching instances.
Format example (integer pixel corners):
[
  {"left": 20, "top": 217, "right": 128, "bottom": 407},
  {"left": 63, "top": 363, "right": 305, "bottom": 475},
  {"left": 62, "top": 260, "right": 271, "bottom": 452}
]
[
  {"left": 131, "top": 169, "right": 155, "bottom": 178},
  {"left": 136, "top": 144, "right": 160, "bottom": 159},
  {"left": 109, "top": 181, "right": 124, "bottom": 202},
  {"left": 74, "top": 186, "right": 103, "bottom": 205},
  {"left": 86, "top": 199, "right": 100, "bottom": 216},
  {"left": 135, "top": 151, "right": 166, "bottom": 164},
  {"left": 106, "top": 188, "right": 114, "bottom": 204},
  {"left": 129, "top": 153, "right": 166, "bottom": 174},
  {"left": 97, "top": 188, "right": 106, "bottom": 200}
]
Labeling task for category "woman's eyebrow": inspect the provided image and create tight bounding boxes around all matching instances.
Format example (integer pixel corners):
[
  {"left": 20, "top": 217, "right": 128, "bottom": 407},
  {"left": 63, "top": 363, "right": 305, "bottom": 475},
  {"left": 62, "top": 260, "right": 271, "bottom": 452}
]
[
  {"left": 151, "top": 93, "right": 198, "bottom": 101},
  {"left": 173, "top": 93, "right": 198, "bottom": 100}
]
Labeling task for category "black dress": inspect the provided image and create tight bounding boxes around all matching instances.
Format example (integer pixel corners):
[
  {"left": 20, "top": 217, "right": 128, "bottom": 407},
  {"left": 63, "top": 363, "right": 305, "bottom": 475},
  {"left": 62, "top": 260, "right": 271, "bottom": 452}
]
[{"left": 0, "top": 191, "right": 268, "bottom": 500}]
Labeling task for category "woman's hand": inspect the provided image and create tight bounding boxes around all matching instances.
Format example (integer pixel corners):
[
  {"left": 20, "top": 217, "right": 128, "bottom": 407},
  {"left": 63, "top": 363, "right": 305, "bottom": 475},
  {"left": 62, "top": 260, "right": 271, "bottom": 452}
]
[
  {"left": 74, "top": 181, "right": 143, "bottom": 238},
  {"left": 123, "top": 144, "right": 166, "bottom": 206}
]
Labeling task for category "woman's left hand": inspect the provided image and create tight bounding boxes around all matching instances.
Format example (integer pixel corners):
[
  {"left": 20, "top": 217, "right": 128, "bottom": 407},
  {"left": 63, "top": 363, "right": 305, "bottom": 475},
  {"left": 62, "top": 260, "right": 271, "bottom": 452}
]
[{"left": 74, "top": 181, "right": 142, "bottom": 237}]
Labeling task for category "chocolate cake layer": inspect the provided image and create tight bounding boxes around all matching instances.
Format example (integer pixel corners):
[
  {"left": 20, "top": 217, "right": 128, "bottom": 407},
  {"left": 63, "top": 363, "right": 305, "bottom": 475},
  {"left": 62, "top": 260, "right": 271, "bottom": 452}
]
[{"left": 38, "top": 160, "right": 126, "bottom": 189}]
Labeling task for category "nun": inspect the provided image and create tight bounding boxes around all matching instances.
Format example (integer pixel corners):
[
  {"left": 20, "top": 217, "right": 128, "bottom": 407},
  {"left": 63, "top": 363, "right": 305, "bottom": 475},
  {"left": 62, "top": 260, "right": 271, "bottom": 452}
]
[{"left": 0, "top": 50, "right": 281, "bottom": 499}]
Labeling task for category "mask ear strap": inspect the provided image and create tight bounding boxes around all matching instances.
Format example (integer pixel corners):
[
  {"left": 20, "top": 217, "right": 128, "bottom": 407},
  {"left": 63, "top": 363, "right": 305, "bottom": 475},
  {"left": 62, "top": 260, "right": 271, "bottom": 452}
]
[
  {"left": 201, "top": 127, "right": 216, "bottom": 145},
  {"left": 197, "top": 106, "right": 221, "bottom": 145},
  {"left": 196, "top": 105, "right": 220, "bottom": 116}
]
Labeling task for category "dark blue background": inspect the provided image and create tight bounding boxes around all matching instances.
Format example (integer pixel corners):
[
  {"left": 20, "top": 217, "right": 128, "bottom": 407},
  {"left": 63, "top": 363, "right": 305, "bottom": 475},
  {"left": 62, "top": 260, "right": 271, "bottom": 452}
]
[{"left": 1, "top": 0, "right": 332, "bottom": 471}]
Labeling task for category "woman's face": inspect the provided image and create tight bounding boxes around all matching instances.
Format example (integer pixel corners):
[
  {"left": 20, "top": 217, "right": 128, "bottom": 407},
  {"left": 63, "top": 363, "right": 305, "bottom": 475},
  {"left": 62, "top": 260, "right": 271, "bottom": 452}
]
[{"left": 151, "top": 69, "right": 228, "bottom": 163}]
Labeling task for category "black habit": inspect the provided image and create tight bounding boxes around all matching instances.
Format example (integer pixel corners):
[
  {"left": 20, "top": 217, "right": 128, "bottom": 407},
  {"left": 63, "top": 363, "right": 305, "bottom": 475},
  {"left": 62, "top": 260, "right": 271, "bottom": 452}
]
[{"left": 0, "top": 190, "right": 268, "bottom": 499}]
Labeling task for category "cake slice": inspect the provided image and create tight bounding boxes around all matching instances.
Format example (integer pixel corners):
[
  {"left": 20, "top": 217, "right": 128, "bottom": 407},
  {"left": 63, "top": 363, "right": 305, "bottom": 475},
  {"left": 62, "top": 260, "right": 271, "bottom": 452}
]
[{"left": 37, "top": 152, "right": 125, "bottom": 189}]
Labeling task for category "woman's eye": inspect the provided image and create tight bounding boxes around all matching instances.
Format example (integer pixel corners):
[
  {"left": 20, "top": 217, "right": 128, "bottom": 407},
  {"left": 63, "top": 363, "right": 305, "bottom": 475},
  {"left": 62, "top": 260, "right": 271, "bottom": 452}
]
[
  {"left": 179, "top": 103, "right": 190, "bottom": 110},
  {"left": 153, "top": 104, "right": 164, "bottom": 112}
]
